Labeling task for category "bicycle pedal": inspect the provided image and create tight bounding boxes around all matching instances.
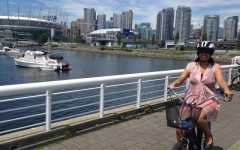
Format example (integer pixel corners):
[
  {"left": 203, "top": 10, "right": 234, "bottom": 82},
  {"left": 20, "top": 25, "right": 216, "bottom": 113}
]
[{"left": 180, "top": 137, "right": 188, "bottom": 144}]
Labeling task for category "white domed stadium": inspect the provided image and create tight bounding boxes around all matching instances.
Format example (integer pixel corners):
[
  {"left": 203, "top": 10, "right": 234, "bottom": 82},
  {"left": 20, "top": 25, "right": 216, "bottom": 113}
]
[{"left": 0, "top": 1, "right": 67, "bottom": 41}]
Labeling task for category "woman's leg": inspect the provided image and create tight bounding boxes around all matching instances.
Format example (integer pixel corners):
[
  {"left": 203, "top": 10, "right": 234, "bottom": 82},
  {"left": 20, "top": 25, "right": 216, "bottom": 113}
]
[
  {"left": 176, "top": 129, "right": 184, "bottom": 141},
  {"left": 197, "top": 110, "right": 212, "bottom": 144}
]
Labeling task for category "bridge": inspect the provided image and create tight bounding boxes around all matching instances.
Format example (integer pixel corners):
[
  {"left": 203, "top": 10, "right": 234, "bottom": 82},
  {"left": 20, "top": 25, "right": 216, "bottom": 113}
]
[{"left": 0, "top": 64, "right": 238, "bottom": 149}]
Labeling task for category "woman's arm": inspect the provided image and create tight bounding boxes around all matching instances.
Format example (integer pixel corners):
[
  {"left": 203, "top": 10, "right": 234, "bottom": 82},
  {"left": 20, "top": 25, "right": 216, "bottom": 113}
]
[
  {"left": 169, "top": 68, "right": 190, "bottom": 88},
  {"left": 215, "top": 67, "right": 233, "bottom": 101}
]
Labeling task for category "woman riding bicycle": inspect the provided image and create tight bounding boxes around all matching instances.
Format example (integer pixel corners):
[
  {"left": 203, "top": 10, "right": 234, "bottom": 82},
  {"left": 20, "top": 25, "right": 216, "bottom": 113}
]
[{"left": 169, "top": 41, "right": 233, "bottom": 150}]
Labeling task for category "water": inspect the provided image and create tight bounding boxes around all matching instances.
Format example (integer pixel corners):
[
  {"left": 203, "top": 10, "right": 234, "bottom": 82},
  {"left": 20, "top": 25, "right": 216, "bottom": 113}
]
[
  {"left": 0, "top": 48, "right": 189, "bottom": 85},
  {"left": 0, "top": 48, "right": 190, "bottom": 133}
]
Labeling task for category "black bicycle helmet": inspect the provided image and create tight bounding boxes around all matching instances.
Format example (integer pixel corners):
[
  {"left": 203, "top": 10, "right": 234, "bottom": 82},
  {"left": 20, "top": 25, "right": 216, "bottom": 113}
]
[{"left": 196, "top": 41, "right": 215, "bottom": 55}]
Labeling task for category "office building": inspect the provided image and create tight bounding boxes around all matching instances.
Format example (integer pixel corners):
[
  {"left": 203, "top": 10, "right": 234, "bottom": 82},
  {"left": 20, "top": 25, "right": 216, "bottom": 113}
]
[
  {"left": 156, "top": 7, "right": 174, "bottom": 43},
  {"left": 175, "top": 5, "right": 191, "bottom": 43},
  {"left": 223, "top": 16, "right": 238, "bottom": 41},
  {"left": 203, "top": 15, "right": 220, "bottom": 42},
  {"left": 121, "top": 10, "right": 133, "bottom": 31},
  {"left": 97, "top": 14, "right": 106, "bottom": 30},
  {"left": 113, "top": 13, "right": 121, "bottom": 28},
  {"left": 84, "top": 8, "right": 96, "bottom": 34}
]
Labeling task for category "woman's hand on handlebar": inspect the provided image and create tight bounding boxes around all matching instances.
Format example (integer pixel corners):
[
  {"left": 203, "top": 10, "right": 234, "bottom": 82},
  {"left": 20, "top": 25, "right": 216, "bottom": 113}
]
[
  {"left": 224, "top": 90, "right": 233, "bottom": 102},
  {"left": 168, "top": 83, "right": 175, "bottom": 89}
]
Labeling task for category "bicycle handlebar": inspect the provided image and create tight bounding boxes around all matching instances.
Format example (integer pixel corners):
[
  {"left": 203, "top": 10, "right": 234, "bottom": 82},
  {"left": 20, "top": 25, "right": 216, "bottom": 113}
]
[{"left": 168, "top": 88, "right": 228, "bottom": 108}]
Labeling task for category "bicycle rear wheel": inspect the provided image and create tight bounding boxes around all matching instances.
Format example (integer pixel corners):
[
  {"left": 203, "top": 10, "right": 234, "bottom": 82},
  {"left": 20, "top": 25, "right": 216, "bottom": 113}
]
[
  {"left": 172, "top": 142, "right": 186, "bottom": 150},
  {"left": 230, "top": 76, "right": 240, "bottom": 91}
]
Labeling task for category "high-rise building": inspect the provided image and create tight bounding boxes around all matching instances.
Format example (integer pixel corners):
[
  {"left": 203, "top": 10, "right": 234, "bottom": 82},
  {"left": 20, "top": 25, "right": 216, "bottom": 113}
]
[
  {"left": 223, "top": 16, "right": 238, "bottom": 41},
  {"left": 97, "top": 13, "right": 106, "bottom": 30},
  {"left": 203, "top": 15, "right": 220, "bottom": 42},
  {"left": 140, "top": 23, "right": 151, "bottom": 28},
  {"left": 156, "top": 7, "right": 174, "bottom": 43},
  {"left": 106, "top": 20, "right": 114, "bottom": 29},
  {"left": 121, "top": 10, "right": 133, "bottom": 31},
  {"left": 84, "top": 8, "right": 96, "bottom": 34},
  {"left": 113, "top": 13, "right": 121, "bottom": 28},
  {"left": 175, "top": 5, "right": 191, "bottom": 43}
]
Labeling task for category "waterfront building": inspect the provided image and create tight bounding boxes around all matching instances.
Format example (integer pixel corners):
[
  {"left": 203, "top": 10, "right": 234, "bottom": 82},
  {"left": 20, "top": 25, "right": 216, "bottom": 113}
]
[
  {"left": 97, "top": 14, "right": 106, "bottom": 30},
  {"left": 203, "top": 15, "right": 220, "bottom": 42},
  {"left": 84, "top": 8, "right": 96, "bottom": 34},
  {"left": 70, "top": 19, "right": 84, "bottom": 37},
  {"left": 156, "top": 7, "right": 174, "bottom": 44},
  {"left": 113, "top": 13, "right": 121, "bottom": 28},
  {"left": 121, "top": 10, "right": 133, "bottom": 31},
  {"left": 137, "top": 25, "right": 152, "bottom": 40},
  {"left": 223, "top": 16, "right": 238, "bottom": 41},
  {"left": 175, "top": 5, "right": 191, "bottom": 43}
]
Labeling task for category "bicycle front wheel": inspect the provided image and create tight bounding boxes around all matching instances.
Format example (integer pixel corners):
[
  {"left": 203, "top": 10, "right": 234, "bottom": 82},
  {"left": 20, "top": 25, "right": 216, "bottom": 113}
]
[{"left": 172, "top": 142, "right": 186, "bottom": 150}]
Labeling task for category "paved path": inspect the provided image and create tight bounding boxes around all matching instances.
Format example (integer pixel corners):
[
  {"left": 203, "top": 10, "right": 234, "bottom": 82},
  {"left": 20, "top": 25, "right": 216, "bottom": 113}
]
[{"left": 37, "top": 91, "right": 240, "bottom": 150}]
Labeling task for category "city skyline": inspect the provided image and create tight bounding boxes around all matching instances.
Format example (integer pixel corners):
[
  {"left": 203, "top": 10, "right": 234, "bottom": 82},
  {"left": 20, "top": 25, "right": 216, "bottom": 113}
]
[{"left": 1, "top": 0, "right": 240, "bottom": 29}]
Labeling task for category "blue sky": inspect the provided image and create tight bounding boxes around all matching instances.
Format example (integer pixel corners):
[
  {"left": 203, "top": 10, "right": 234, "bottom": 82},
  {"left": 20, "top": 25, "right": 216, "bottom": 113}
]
[{"left": 1, "top": 0, "right": 240, "bottom": 29}]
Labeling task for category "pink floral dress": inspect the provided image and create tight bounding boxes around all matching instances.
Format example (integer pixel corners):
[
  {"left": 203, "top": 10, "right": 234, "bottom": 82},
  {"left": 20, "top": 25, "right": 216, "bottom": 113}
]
[{"left": 183, "top": 62, "right": 220, "bottom": 122}]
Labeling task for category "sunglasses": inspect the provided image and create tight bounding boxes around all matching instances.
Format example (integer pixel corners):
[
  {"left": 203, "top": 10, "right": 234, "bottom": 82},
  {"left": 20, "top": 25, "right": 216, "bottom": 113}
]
[{"left": 198, "top": 51, "right": 211, "bottom": 54}]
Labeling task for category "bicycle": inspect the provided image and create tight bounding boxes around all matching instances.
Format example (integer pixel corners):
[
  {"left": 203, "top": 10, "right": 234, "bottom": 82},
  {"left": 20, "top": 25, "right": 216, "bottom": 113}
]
[
  {"left": 166, "top": 88, "right": 228, "bottom": 150},
  {"left": 229, "top": 62, "right": 240, "bottom": 91}
]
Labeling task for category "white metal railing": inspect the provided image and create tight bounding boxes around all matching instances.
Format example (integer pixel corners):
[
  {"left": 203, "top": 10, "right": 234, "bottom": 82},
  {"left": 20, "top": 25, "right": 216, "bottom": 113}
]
[{"left": 0, "top": 64, "right": 238, "bottom": 135}]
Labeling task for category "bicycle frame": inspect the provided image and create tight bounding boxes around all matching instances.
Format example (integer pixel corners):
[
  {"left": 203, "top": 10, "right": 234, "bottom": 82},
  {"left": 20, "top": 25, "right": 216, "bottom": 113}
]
[{"left": 167, "top": 88, "right": 227, "bottom": 150}]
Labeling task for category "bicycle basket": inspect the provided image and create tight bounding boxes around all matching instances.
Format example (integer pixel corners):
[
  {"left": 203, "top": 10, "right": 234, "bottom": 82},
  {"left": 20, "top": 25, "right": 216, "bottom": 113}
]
[{"left": 165, "top": 100, "right": 202, "bottom": 130}]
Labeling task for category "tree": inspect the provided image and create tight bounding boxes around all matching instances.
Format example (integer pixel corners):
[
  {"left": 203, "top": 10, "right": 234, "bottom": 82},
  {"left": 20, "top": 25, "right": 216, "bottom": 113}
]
[
  {"left": 151, "top": 34, "right": 155, "bottom": 45},
  {"left": 37, "top": 33, "right": 48, "bottom": 45},
  {"left": 161, "top": 40, "right": 165, "bottom": 48},
  {"left": 75, "top": 35, "right": 85, "bottom": 43},
  {"left": 236, "top": 36, "right": 240, "bottom": 50},
  {"left": 117, "top": 32, "right": 122, "bottom": 46},
  {"left": 202, "top": 33, "right": 208, "bottom": 41},
  {"left": 174, "top": 32, "right": 179, "bottom": 50}
]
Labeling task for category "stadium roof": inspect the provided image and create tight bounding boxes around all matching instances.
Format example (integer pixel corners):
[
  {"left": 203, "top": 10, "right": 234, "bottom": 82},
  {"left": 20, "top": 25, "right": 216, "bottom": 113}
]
[
  {"left": 0, "top": 16, "right": 52, "bottom": 23},
  {"left": 90, "top": 28, "right": 137, "bottom": 35}
]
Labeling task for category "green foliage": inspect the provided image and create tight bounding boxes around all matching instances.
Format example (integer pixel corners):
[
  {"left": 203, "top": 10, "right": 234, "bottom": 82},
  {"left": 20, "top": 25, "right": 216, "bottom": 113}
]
[
  {"left": 174, "top": 32, "right": 179, "bottom": 47},
  {"left": 179, "top": 46, "right": 184, "bottom": 51},
  {"left": 117, "top": 32, "right": 122, "bottom": 46},
  {"left": 50, "top": 44, "right": 59, "bottom": 48},
  {"left": 69, "top": 44, "right": 78, "bottom": 49},
  {"left": 236, "top": 36, "right": 240, "bottom": 50},
  {"left": 121, "top": 48, "right": 133, "bottom": 52},
  {"left": 75, "top": 35, "right": 85, "bottom": 43},
  {"left": 37, "top": 33, "right": 48, "bottom": 45},
  {"left": 161, "top": 40, "right": 165, "bottom": 48},
  {"left": 151, "top": 34, "right": 156, "bottom": 45},
  {"left": 100, "top": 47, "right": 105, "bottom": 50},
  {"left": 202, "top": 33, "right": 207, "bottom": 41},
  {"left": 63, "top": 129, "right": 75, "bottom": 136},
  {"left": 144, "top": 107, "right": 152, "bottom": 113},
  {"left": 174, "top": 50, "right": 185, "bottom": 55}
]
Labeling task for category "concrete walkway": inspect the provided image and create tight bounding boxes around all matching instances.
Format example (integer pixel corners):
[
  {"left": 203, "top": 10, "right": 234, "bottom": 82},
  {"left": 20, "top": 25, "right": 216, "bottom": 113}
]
[{"left": 35, "top": 91, "right": 240, "bottom": 150}]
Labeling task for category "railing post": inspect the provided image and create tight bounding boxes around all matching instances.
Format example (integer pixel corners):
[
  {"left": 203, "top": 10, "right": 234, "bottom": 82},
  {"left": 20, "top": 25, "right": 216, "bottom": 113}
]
[
  {"left": 228, "top": 68, "right": 233, "bottom": 85},
  {"left": 46, "top": 90, "right": 52, "bottom": 131},
  {"left": 100, "top": 84, "right": 105, "bottom": 118},
  {"left": 164, "top": 76, "right": 169, "bottom": 101},
  {"left": 136, "top": 79, "right": 142, "bottom": 108}
]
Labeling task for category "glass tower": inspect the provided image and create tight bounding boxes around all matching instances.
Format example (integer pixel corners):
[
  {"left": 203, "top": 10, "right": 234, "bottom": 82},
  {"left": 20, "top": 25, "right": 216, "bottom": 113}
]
[
  {"left": 156, "top": 7, "right": 174, "bottom": 43},
  {"left": 175, "top": 5, "right": 191, "bottom": 43},
  {"left": 203, "top": 15, "right": 220, "bottom": 42}
]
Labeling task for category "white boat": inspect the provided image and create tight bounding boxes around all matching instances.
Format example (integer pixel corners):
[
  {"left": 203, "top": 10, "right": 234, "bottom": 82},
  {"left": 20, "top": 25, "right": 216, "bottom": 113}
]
[
  {"left": 0, "top": 46, "right": 24, "bottom": 56},
  {"left": 14, "top": 50, "right": 71, "bottom": 71}
]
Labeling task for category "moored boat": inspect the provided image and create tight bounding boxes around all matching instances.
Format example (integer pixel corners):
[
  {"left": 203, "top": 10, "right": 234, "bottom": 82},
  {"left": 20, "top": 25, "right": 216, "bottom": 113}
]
[
  {"left": 14, "top": 50, "right": 71, "bottom": 71},
  {"left": 0, "top": 45, "right": 24, "bottom": 57}
]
